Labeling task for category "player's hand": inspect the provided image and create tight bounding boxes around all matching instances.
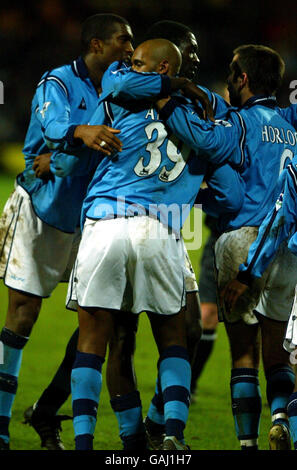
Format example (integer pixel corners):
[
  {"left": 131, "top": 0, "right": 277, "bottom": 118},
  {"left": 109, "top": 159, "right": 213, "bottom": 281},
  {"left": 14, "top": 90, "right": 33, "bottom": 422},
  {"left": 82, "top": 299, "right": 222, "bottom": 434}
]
[
  {"left": 169, "top": 77, "right": 215, "bottom": 121},
  {"left": 74, "top": 125, "right": 122, "bottom": 154},
  {"left": 220, "top": 279, "right": 248, "bottom": 312},
  {"left": 33, "top": 153, "right": 52, "bottom": 180},
  {"left": 181, "top": 81, "right": 215, "bottom": 122}
]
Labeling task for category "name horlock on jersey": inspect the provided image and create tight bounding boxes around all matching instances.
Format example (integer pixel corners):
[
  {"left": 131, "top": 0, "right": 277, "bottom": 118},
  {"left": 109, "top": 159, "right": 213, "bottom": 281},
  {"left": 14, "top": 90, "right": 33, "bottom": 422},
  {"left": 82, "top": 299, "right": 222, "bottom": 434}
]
[{"left": 262, "top": 125, "right": 297, "bottom": 146}]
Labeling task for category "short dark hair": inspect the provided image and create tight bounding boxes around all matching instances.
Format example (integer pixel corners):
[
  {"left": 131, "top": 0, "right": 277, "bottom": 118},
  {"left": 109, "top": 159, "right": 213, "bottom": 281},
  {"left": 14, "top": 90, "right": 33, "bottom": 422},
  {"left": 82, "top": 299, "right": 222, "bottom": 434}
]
[
  {"left": 233, "top": 44, "right": 285, "bottom": 95},
  {"left": 81, "top": 14, "right": 130, "bottom": 56},
  {"left": 145, "top": 20, "right": 192, "bottom": 48}
]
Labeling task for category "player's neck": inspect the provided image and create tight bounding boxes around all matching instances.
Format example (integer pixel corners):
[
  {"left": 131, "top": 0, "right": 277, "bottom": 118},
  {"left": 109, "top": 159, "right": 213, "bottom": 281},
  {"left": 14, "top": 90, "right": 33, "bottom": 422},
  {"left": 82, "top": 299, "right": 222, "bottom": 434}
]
[
  {"left": 83, "top": 54, "right": 104, "bottom": 92},
  {"left": 240, "top": 89, "right": 254, "bottom": 107}
]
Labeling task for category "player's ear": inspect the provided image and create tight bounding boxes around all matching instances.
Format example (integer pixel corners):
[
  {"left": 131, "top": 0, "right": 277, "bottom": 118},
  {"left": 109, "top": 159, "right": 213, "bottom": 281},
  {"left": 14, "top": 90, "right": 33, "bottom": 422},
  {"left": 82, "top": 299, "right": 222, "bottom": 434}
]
[
  {"left": 89, "top": 38, "right": 105, "bottom": 54},
  {"left": 158, "top": 59, "right": 170, "bottom": 75},
  {"left": 239, "top": 72, "right": 248, "bottom": 89}
]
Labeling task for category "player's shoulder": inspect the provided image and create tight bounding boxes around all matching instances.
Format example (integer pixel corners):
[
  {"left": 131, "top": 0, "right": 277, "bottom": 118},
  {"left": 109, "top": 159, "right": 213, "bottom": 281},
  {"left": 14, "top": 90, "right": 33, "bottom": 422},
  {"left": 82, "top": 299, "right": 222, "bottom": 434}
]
[
  {"left": 240, "top": 96, "right": 285, "bottom": 121},
  {"left": 36, "top": 62, "right": 72, "bottom": 91},
  {"left": 197, "top": 85, "right": 230, "bottom": 116},
  {"left": 40, "top": 60, "right": 75, "bottom": 80},
  {"left": 255, "top": 102, "right": 297, "bottom": 132},
  {"left": 36, "top": 59, "right": 86, "bottom": 99}
]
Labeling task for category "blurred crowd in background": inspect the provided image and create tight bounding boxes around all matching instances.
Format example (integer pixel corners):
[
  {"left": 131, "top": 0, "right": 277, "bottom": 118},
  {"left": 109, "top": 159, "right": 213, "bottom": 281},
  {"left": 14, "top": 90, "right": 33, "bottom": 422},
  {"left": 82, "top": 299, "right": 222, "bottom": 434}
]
[{"left": 0, "top": 0, "right": 296, "bottom": 143}]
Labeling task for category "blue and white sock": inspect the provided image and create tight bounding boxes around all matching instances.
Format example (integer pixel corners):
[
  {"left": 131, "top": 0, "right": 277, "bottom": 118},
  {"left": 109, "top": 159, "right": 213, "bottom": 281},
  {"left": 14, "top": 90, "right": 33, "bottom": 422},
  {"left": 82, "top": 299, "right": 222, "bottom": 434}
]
[
  {"left": 266, "top": 364, "right": 294, "bottom": 429},
  {"left": 110, "top": 390, "right": 146, "bottom": 450},
  {"left": 71, "top": 351, "right": 104, "bottom": 450},
  {"left": 158, "top": 345, "right": 191, "bottom": 442},
  {"left": 0, "top": 327, "right": 28, "bottom": 444},
  {"left": 230, "top": 368, "right": 261, "bottom": 450}
]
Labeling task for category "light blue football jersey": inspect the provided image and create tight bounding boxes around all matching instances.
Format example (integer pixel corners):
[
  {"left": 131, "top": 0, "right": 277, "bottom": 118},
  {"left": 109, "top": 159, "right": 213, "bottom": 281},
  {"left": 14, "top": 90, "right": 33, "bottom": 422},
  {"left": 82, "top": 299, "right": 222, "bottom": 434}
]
[
  {"left": 160, "top": 95, "right": 297, "bottom": 232},
  {"left": 57, "top": 61, "right": 231, "bottom": 180},
  {"left": 80, "top": 63, "right": 245, "bottom": 234},
  {"left": 278, "top": 104, "right": 297, "bottom": 131},
  {"left": 17, "top": 57, "right": 100, "bottom": 233},
  {"left": 236, "top": 155, "right": 297, "bottom": 284}
]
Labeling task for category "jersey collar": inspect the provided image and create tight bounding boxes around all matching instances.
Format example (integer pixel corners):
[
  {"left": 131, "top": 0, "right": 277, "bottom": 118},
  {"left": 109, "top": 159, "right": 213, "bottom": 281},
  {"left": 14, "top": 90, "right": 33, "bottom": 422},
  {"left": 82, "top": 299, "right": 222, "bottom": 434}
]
[
  {"left": 242, "top": 95, "right": 277, "bottom": 109},
  {"left": 71, "top": 56, "right": 89, "bottom": 79}
]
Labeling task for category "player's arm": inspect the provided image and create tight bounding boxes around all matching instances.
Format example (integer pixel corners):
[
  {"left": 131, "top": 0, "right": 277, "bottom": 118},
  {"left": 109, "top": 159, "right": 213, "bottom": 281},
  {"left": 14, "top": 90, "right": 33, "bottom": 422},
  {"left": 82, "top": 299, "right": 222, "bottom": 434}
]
[
  {"left": 221, "top": 163, "right": 297, "bottom": 311},
  {"left": 209, "top": 90, "right": 231, "bottom": 118},
  {"left": 101, "top": 62, "right": 214, "bottom": 119},
  {"left": 47, "top": 102, "right": 113, "bottom": 177},
  {"left": 36, "top": 74, "right": 122, "bottom": 153},
  {"left": 31, "top": 148, "right": 101, "bottom": 179},
  {"left": 197, "top": 164, "right": 245, "bottom": 216},
  {"left": 100, "top": 61, "right": 171, "bottom": 102},
  {"left": 156, "top": 97, "right": 245, "bottom": 167},
  {"left": 238, "top": 166, "right": 297, "bottom": 281},
  {"left": 49, "top": 148, "right": 102, "bottom": 177}
]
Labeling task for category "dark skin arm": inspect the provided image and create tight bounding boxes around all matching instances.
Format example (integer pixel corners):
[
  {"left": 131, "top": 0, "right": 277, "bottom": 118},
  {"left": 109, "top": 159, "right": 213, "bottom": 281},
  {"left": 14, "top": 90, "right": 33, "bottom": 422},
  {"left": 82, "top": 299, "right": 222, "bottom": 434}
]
[
  {"left": 168, "top": 78, "right": 215, "bottom": 121},
  {"left": 220, "top": 279, "right": 248, "bottom": 312}
]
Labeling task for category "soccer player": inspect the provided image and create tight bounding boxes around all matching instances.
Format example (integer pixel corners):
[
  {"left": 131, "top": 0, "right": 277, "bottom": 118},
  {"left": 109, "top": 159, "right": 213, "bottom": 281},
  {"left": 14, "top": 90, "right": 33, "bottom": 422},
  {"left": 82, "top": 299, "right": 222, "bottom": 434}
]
[
  {"left": 220, "top": 148, "right": 297, "bottom": 449},
  {"left": 0, "top": 13, "right": 134, "bottom": 451},
  {"left": 155, "top": 44, "right": 297, "bottom": 450},
  {"left": 22, "top": 20, "right": 233, "bottom": 452},
  {"left": 67, "top": 38, "right": 246, "bottom": 451},
  {"left": 141, "top": 20, "right": 231, "bottom": 443}
]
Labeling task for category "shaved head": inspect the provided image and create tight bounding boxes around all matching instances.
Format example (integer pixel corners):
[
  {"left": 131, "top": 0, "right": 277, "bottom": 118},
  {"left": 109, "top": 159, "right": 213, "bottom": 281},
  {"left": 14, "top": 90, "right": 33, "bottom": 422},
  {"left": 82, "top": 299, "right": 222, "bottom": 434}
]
[{"left": 131, "top": 38, "right": 182, "bottom": 76}]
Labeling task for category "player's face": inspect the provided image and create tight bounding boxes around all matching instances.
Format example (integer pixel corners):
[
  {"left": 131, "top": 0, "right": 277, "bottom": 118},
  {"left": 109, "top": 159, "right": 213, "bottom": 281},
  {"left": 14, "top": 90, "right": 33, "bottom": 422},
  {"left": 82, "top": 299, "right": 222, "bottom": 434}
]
[
  {"left": 178, "top": 33, "right": 200, "bottom": 80},
  {"left": 102, "top": 23, "right": 134, "bottom": 66},
  {"left": 131, "top": 45, "right": 159, "bottom": 73},
  {"left": 227, "top": 54, "right": 242, "bottom": 107}
]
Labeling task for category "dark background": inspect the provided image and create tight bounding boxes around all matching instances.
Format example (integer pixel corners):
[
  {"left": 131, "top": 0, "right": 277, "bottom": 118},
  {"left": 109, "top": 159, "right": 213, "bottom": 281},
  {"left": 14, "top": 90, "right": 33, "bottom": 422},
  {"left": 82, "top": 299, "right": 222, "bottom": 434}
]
[{"left": 0, "top": 0, "right": 296, "bottom": 142}]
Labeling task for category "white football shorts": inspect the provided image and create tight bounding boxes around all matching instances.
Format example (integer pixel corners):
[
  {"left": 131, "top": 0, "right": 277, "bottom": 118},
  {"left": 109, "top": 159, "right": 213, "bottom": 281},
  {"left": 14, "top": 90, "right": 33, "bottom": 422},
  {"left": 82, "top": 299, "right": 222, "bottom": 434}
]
[
  {"left": 0, "top": 184, "right": 81, "bottom": 297},
  {"left": 182, "top": 241, "right": 198, "bottom": 293},
  {"left": 67, "top": 216, "right": 187, "bottom": 315},
  {"left": 215, "top": 226, "right": 297, "bottom": 324}
]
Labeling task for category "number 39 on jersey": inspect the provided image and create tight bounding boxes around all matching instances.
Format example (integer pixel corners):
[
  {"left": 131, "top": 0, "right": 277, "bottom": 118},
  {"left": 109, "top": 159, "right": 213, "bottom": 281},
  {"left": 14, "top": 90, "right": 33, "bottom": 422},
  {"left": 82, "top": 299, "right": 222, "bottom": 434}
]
[{"left": 134, "top": 122, "right": 192, "bottom": 182}]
